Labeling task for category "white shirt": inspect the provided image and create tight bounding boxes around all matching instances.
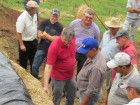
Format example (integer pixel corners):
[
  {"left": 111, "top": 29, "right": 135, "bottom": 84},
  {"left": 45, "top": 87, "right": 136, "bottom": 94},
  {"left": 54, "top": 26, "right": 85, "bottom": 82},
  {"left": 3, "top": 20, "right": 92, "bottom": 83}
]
[
  {"left": 16, "top": 11, "right": 38, "bottom": 41},
  {"left": 124, "top": 98, "right": 140, "bottom": 105}
]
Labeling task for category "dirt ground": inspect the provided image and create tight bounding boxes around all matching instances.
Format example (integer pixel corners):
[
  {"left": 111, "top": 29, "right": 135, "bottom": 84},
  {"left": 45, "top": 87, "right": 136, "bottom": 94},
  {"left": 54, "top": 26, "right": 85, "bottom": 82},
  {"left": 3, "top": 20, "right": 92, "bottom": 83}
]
[{"left": 0, "top": 3, "right": 140, "bottom": 105}]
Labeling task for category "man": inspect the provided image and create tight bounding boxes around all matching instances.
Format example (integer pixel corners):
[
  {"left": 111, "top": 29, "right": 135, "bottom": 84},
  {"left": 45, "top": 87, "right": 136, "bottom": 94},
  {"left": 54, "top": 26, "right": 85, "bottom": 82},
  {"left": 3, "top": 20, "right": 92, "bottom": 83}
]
[
  {"left": 99, "top": 17, "right": 122, "bottom": 93},
  {"left": 16, "top": 1, "right": 39, "bottom": 72},
  {"left": 122, "top": 0, "right": 140, "bottom": 41},
  {"left": 70, "top": 8, "right": 100, "bottom": 75},
  {"left": 32, "top": 8, "right": 63, "bottom": 79},
  {"left": 107, "top": 52, "right": 139, "bottom": 105},
  {"left": 121, "top": 75, "right": 140, "bottom": 105},
  {"left": 77, "top": 37, "right": 106, "bottom": 105},
  {"left": 116, "top": 30, "right": 138, "bottom": 68},
  {"left": 44, "top": 27, "right": 77, "bottom": 105}
]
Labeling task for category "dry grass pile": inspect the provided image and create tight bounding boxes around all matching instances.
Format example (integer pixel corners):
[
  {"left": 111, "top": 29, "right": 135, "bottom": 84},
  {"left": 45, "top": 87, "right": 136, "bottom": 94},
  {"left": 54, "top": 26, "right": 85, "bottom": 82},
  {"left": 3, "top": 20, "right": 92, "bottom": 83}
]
[
  {"left": 76, "top": 5, "right": 90, "bottom": 19},
  {"left": 10, "top": 60, "right": 53, "bottom": 105}
]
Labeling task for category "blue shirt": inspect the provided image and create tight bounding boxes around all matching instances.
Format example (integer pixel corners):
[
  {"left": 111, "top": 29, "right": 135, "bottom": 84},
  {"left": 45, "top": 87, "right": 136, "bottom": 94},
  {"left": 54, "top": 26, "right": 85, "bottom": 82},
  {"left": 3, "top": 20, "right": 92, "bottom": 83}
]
[{"left": 99, "top": 30, "right": 120, "bottom": 62}]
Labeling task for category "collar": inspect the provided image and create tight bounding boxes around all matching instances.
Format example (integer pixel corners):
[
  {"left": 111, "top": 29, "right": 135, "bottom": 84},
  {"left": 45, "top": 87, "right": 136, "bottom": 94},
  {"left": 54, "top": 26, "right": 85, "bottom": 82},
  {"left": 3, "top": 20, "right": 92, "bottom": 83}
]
[
  {"left": 85, "top": 51, "right": 101, "bottom": 65},
  {"left": 120, "top": 66, "right": 135, "bottom": 79}
]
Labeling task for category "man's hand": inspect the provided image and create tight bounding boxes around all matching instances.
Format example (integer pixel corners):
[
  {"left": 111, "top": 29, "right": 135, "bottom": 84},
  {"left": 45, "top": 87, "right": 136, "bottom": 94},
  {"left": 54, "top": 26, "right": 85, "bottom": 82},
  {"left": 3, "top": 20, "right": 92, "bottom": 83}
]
[
  {"left": 43, "top": 85, "right": 51, "bottom": 96},
  {"left": 43, "top": 31, "right": 49, "bottom": 38},
  {"left": 20, "top": 45, "right": 26, "bottom": 51}
]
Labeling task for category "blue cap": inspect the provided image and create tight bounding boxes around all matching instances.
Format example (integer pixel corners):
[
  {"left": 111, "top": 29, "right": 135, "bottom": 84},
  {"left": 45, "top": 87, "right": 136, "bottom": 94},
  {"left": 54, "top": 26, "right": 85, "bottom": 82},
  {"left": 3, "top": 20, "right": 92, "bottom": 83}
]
[{"left": 77, "top": 37, "right": 98, "bottom": 54}]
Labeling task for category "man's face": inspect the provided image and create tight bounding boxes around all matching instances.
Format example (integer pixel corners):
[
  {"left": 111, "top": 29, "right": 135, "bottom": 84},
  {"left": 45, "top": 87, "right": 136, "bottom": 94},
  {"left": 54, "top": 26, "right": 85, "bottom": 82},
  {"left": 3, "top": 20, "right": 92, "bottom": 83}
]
[
  {"left": 110, "top": 27, "right": 119, "bottom": 35},
  {"left": 82, "top": 13, "right": 93, "bottom": 25},
  {"left": 61, "top": 35, "right": 73, "bottom": 46},
  {"left": 114, "top": 66, "right": 123, "bottom": 73},
  {"left": 116, "top": 36, "right": 126, "bottom": 47},
  {"left": 30, "top": 8, "right": 38, "bottom": 15},
  {"left": 50, "top": 14, "right": 59, "bottom": 24}
]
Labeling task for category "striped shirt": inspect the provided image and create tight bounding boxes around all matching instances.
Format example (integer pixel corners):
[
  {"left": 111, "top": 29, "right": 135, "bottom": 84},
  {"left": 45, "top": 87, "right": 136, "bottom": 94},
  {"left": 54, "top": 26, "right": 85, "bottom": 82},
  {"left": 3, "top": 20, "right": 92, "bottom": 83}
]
[{"left": 77, "top": 51, "right": 107, "bottom": 96}]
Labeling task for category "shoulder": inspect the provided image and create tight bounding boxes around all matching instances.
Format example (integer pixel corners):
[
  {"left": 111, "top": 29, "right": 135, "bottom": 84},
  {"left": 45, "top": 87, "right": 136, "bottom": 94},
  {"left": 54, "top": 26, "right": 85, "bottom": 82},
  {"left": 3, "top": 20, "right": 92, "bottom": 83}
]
[
  {"left": 70, "top": 19, "right": 81, "bottom": 26},
  {"left": 17, "top": 11, "right": 27, "bottom": 21},
  {"left": 40, "top": 19, "right": 49, "bottom": 24}
]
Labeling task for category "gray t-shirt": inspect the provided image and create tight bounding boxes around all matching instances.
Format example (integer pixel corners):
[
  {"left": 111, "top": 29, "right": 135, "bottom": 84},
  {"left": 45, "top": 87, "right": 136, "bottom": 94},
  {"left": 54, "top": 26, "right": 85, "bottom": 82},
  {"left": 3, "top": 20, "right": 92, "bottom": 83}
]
[{"left": 108, "top": 66, "right": 140, "bottom": 105}]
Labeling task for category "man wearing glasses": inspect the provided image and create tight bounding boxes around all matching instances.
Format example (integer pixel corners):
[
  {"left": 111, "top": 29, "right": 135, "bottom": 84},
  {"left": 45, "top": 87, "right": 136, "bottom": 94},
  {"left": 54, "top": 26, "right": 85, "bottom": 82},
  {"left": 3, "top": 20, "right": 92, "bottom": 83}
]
[
  {"left": 70, "top": 8, "right": 100, "bottom": 76},
  {"left": 106, "top": 52, "right": 139, "bottom": 105},
  {"left": 32, "top": 8, "right": 63, "bottom": 79}
]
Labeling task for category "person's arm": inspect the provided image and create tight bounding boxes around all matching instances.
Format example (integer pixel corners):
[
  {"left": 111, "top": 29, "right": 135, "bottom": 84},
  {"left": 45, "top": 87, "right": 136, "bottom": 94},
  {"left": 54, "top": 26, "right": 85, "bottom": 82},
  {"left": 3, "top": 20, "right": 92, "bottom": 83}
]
[
  {"left": 80, "top": 96, "right": 91, "bottom": 105},
  {"left": 16, "top": 32, "right": 26, "bottom": 51},
  {"left": 43, "top": 64, "right": 53, "bottom": 96},
  {"left": 43, "top": 31, "right": 59, "bottom": 41},
  {"left": 127, "top": 7, "right": 138, "bottom": 13}
]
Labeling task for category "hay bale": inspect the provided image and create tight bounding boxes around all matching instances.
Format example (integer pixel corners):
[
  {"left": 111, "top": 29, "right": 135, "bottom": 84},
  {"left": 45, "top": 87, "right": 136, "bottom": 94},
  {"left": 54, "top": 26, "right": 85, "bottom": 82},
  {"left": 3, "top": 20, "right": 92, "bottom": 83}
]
[
  {"left": 76, "top": 5, "right": 91, "bottom": 19},
  {"left": 10, "top": 60, "right": 53, "bottom": 105}
]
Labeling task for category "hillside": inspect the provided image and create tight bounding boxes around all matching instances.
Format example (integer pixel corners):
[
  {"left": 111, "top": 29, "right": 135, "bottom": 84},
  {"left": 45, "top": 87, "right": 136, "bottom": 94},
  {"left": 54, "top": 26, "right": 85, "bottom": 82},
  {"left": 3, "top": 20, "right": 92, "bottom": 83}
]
[{"left": 0, "top": 2, "right": 140, "bottom": 105}]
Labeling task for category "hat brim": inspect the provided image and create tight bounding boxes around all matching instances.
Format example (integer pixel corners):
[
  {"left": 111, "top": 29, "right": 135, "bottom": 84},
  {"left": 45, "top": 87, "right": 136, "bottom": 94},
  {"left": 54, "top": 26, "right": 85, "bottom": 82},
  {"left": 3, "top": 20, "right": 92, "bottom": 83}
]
[
  {"left": 26, "top": 4, "right": 39, "bottom": 8},
  {"left": 105, "top": 21, "right": 122, "bottom": 28},
  {"left": 107, "top": 60, "right": 118, "bottom": 68},
  {"left": 52, "top": 12, "right": 59, "bottom": 15},
  {"left": 77, "top": 47, "right": 89, "bottom": 54}
]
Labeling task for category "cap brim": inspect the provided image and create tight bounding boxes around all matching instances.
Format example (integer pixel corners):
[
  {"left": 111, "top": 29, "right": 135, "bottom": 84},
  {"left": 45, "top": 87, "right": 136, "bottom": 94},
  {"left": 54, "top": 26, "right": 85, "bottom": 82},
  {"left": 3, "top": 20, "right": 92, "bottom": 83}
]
[
  {"left": 77, "top": 47, "right": 89, "bottom": 54},
  {"left": 107, "top": 60, "right": 118, "bottom": 68},
  {"left": 52, "top": 12, "right": 59, "bottom": 15}
]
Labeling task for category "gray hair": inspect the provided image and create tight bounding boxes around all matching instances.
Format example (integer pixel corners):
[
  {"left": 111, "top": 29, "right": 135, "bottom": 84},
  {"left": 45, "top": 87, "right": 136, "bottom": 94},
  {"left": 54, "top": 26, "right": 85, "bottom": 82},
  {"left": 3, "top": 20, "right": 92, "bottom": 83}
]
[
  {"left": 84, "top": 8, "right": 95, "bottom": 15},
  {"left": 62, "top": 27, "right": 75, "bottom": 38}
]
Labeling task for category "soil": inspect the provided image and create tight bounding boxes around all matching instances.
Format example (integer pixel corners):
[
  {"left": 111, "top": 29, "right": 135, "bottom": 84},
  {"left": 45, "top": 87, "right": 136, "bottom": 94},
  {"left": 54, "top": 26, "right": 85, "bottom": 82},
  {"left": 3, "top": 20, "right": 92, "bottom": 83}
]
[{"left": 0, "top": 3, "right": 140, "bottom": 105}]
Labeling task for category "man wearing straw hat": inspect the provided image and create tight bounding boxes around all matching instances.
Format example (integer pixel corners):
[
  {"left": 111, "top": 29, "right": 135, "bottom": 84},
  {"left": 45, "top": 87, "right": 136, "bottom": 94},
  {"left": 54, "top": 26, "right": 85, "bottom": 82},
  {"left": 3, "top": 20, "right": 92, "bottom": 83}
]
[{"left": 99, "top": 17, "right": 122, "bottom": 93}]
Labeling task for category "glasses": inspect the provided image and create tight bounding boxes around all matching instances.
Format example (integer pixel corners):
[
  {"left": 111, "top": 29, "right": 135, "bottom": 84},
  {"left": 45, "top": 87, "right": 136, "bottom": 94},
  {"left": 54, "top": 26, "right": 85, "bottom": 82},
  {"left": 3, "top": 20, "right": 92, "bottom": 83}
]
[{"left": 84, "top": 16, "right": 93, "bottom": 20}]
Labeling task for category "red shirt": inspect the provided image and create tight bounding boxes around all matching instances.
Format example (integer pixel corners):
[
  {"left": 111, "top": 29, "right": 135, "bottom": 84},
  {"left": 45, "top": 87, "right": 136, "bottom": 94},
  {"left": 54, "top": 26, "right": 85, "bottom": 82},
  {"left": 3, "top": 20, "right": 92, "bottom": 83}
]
[
  {"left": 121, "top": 42, "right": 137, "bottom": 65},
  {"left": 47, "top": 36, "right": 76, "bottom": 80}
]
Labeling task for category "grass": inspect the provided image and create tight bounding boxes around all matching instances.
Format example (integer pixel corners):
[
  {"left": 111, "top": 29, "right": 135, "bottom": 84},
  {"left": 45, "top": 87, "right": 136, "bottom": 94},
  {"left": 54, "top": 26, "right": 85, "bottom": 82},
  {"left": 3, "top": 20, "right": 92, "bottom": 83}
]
[{"left": 0, "top": 0, "right": 140, "bottom": 40}]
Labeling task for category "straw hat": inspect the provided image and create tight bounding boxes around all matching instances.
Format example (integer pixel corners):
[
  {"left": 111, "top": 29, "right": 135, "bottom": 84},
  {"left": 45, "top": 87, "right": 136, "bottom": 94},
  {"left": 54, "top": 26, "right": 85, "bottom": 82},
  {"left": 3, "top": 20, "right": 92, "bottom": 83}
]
[
  {"left": 105, "top": 17, "right": 122, "bottom": 28},
  {"left": 26, "top": 1, "right": 39, "bottom": 8}
]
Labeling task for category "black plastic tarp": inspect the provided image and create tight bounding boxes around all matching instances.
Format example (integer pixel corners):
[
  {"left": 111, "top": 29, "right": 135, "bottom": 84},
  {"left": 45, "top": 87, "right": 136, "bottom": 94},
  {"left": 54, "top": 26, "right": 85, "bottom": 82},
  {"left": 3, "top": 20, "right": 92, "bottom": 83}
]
[{"left": 0, "top": 51, "right": 34, "bottom": 105}]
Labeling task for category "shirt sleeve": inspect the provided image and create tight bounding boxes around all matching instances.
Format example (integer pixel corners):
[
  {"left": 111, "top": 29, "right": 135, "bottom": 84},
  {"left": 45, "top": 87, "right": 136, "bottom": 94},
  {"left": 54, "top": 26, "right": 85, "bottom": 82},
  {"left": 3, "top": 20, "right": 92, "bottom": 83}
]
[
  {"left": 46, "top": 40, "right": 58, "bottom": 65},
  {"left": 126, "top": 0, "right": 132, "bottom": 8},
  {"left": 127, "top": 50, "right": 137, "bottom": 64},
  {"left": 16, "top": 17, "right": 25, "bottom": 33},
  {"left": 93, "top": 23, "right": 100, "bottom": 43},
  {"left": 83, "top": 68, "right": 102, "bottom": 96}
]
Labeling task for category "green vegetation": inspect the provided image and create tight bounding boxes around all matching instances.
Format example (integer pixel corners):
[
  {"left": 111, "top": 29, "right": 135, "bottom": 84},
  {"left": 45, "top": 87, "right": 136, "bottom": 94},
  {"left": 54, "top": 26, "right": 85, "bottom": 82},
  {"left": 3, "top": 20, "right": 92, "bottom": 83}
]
[{"left": 0, "top": 0, "right": 140, "bottom": 40}]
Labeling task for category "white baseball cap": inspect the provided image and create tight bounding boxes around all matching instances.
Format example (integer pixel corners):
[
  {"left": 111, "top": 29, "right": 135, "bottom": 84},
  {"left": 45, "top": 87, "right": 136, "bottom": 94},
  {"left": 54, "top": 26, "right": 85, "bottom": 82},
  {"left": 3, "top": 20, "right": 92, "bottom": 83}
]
[{"left": 107, "top": 52, "right": 130, "bottom": 68}]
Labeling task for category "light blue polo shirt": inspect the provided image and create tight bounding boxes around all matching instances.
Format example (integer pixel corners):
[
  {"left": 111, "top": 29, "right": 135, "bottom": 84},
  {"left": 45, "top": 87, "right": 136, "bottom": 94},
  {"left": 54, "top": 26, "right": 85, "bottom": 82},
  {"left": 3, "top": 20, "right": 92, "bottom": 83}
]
[{"left": 99, "top": 30, "right": 120, "bottom": 62}]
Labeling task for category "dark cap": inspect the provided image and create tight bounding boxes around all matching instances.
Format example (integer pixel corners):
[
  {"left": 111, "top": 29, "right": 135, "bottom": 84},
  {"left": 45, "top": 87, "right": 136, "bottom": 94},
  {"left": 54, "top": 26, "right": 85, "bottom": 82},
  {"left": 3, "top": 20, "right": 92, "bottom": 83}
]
[
  {"left": 115, "top": 30, "right": 129, "bottom": 38},
  {"left": 52, "top": 8, "right": 60, "bottom": 15}
]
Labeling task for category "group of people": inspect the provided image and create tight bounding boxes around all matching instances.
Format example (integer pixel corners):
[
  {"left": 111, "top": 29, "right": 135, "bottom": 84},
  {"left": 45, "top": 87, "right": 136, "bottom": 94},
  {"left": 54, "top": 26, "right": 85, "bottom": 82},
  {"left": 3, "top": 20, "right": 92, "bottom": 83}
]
[{"left": 16, "top": 0, "right": 140, "bottom": 105}]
